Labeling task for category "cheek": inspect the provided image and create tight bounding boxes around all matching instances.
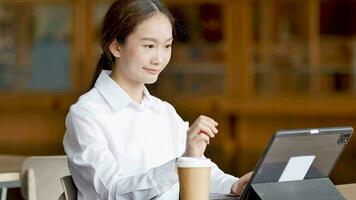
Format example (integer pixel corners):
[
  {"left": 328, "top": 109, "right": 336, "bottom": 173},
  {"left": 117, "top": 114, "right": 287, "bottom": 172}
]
[
  {"left": 164, "top": 50, "right": 172, "bottom": 64},
  {"left": 127, "top": 48, "right": 141, "bottom": 59},
  {"left": 124, "top": 44, "right": 144, "bottom": 58},
  {"left": 133, "top": 49, "right": 151, "bottom": 62},
  {"left": 124, "top": 52, "right": 147, "bottom": 69}
]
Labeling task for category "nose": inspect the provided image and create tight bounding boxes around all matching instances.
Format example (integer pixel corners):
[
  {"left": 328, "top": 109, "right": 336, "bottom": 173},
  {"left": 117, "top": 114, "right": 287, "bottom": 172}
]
[{"left": 150, "top": 49, "right": 164, "bottom": 66}]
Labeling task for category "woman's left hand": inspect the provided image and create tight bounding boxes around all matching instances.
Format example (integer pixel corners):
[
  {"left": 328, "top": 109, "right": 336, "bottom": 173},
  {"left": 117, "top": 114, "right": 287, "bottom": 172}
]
[{"left": 231, "top": 171, "right": 253, "bottom": 196}]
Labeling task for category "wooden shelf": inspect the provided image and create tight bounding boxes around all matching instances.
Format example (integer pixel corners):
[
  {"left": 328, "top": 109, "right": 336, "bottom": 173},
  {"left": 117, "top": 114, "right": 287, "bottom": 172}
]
[
  {"left": 219, "top": 95, "right": 356, "bottom": 116},
  {"left": 0, "top": 92, "right": 79, "bottom": 113}
]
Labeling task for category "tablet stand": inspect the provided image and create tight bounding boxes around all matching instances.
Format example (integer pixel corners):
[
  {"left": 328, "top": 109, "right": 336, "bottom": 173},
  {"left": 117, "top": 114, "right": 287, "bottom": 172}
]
[{"left": 243, "top": 178, "right": 345, "bottom": 200}]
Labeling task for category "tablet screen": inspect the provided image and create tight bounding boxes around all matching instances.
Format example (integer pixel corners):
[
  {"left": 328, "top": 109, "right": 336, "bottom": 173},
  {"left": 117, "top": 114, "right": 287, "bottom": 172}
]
[{"left": 251, "top": 127, "right": 353, "bottom": 184}]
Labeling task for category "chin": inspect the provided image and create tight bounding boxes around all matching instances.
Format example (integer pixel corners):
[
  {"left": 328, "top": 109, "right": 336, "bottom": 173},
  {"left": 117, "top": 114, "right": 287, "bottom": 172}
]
[{"left": 144, "top": 77, "right": 159, "bottom": 84}]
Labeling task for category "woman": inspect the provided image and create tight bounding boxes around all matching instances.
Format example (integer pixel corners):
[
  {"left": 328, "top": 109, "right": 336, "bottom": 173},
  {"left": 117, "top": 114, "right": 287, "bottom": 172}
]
[{"left": 63, "top": 0, "right": 252, "bottom": 199}]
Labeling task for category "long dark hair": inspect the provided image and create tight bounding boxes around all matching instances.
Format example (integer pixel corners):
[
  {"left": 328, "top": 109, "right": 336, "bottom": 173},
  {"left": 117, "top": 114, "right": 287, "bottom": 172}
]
[{"left": 91, "top": 0, "right": 174, "bottom": 88}]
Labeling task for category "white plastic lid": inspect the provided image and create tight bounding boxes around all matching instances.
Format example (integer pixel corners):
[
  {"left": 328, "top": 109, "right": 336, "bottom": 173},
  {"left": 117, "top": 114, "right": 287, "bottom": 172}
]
[{"left": 176, "top": 157, "right": 212, "bottom": 168}]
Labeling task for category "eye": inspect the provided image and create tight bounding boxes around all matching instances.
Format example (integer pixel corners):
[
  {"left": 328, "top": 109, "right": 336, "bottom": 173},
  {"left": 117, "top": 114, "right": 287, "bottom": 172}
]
[
  {"left": 144, "top": 44, "right": 155, "bottom": 49},
  {"left": 165, "top": 44, "right": 172, "bottom": 49}
]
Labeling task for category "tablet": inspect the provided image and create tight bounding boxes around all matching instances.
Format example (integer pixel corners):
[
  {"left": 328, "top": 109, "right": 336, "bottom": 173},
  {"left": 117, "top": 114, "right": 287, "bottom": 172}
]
[{"left": 241, "top": 126, "right": 353, "bottom": 199}]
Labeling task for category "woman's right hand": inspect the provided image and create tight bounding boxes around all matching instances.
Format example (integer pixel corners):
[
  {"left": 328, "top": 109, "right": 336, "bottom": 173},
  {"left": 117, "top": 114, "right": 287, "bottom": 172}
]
[{"left": 184, "top": 115, "right": 219, "bottom": 158}]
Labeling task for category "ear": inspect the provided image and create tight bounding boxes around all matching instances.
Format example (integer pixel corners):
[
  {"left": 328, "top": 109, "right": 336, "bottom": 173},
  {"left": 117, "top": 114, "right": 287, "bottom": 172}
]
[{"left": 109, "top": 40, "right": 121, "bottom": 58}]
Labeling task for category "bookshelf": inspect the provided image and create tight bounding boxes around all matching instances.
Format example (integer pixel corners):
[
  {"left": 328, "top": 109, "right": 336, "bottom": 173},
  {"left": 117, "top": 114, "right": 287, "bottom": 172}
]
[
  {"left": 0, "top": 0, "right": 78, "bottom": 154},
  {"left": 221, "top": 0, "right": 356, "bottom": 183},
  {"left": 0, "top": 0, "right": 73, "bottom": 92},
  {"left": 0, "top": 0, "right": 356, "bottom": 183},
  {"left": 243, "top": 0, "right": 356, "bottom": 97}
]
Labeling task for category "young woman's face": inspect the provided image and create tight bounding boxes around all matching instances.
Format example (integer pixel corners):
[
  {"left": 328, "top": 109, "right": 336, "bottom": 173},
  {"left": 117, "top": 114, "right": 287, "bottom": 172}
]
[{"left": 116, "top": 12, "right": 173, "bottom": 85}]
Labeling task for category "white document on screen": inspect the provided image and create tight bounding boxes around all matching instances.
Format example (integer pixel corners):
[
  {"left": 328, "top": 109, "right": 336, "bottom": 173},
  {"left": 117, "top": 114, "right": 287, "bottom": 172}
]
[{"left": 278, "top": 155, "right": 316, "bottom": 182}]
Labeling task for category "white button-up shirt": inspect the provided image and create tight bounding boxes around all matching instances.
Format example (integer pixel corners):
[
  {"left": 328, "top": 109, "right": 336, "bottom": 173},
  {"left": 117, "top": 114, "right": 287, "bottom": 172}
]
[{"left": 63, "top": 70, "right": 238, "bottom": 200}]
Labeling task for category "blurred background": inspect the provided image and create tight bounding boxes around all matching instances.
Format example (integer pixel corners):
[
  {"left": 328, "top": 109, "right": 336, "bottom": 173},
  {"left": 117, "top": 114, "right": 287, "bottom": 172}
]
[{"left": 1, "top": 0, "right": 356, "bottom": 198}]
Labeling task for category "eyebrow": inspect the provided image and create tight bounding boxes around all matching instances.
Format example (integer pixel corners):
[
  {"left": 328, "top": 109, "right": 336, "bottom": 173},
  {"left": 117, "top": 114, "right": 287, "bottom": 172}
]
[{"left": 140, "top": 37, "right": 173, "bottom": 42}]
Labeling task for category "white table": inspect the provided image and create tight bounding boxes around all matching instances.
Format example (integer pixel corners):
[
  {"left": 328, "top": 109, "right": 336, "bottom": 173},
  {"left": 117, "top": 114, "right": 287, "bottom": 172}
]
[{"left": 0, "top": 155, "right": 26, "bottom": 200}]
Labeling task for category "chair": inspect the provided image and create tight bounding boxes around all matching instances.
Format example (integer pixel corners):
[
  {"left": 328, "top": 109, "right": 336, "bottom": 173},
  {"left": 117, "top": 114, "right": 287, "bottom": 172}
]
[
  {"left": 20, "top": 156, "right": 69, "bottom": 200},
  {"left": 0, "top": 155, "right": 26, "bottom": 200},
  {"left": 59, "top": 175, "right": 77, "bottom": 200}
]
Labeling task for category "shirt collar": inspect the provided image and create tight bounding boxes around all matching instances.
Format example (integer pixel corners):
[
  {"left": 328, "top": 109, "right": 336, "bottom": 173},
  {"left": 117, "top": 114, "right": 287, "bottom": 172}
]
[
  {"left": 142, "top": 87, "right": 153, "bottom": 107},
  {"left": 94, "top": 70, "right": 157, "bottom": 112}
]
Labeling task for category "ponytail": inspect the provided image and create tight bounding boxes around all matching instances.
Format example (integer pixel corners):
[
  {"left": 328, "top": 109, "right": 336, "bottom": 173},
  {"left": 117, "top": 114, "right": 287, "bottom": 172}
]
[{"left": 90, "top": 52, "right": 115, "bottom": 88}]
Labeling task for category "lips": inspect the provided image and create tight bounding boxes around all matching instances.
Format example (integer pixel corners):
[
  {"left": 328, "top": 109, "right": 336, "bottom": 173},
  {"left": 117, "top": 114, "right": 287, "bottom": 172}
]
[{"left": 143, "top": 67, "right": 161, "bottom": 75}]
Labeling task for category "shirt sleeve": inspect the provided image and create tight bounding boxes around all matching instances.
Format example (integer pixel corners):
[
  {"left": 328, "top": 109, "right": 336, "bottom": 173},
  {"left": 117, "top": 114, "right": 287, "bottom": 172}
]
[
  {"left": 63, "top": 106, "right": 179, "bottom": 200},
  {"left": 210, "top": 161, "right": 239, "bottom": 194}
]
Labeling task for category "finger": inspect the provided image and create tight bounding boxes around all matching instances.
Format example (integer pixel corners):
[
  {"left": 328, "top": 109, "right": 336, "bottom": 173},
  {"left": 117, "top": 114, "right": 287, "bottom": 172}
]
[
  {"left": 195, "top": 132, "right": 210, "bottom": 144},
  {"left": 188, "top": 122, "right": 215, "bottom": 138},
  {"left": 197, "top": 117, "right": 218, "bottom": 135},
  {"left": 201, "top": 120, "right": 219, "bottom": 134},
  {"left": 245, "top": 172, "right": 253, "bottom": 181},
  {"left": 200, "top": 115, "right": 219, "bottom": 126},
  {"left": 241, "top": 185, "right": 247, "bottom": 194},
  {"left": 200, "top": 131, "right": 214, "bottom": 139},
  {"left": 197, "top": 123, "right": 215, "bottom": 138},
  {"left": 241, "top": 172, "right": 253, "bottom": 185}
]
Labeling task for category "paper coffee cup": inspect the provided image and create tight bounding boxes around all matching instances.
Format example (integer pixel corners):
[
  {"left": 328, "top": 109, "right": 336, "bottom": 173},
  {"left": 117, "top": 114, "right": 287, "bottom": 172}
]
[{"left": 177, "top": 157, "right": 212, "bottom": 200}]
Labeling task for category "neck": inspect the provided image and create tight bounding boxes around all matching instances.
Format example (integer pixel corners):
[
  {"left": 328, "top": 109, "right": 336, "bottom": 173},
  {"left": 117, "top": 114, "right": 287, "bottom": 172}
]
[{"left": 110, "top": 69, "right": 144, "bottom": 104}]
